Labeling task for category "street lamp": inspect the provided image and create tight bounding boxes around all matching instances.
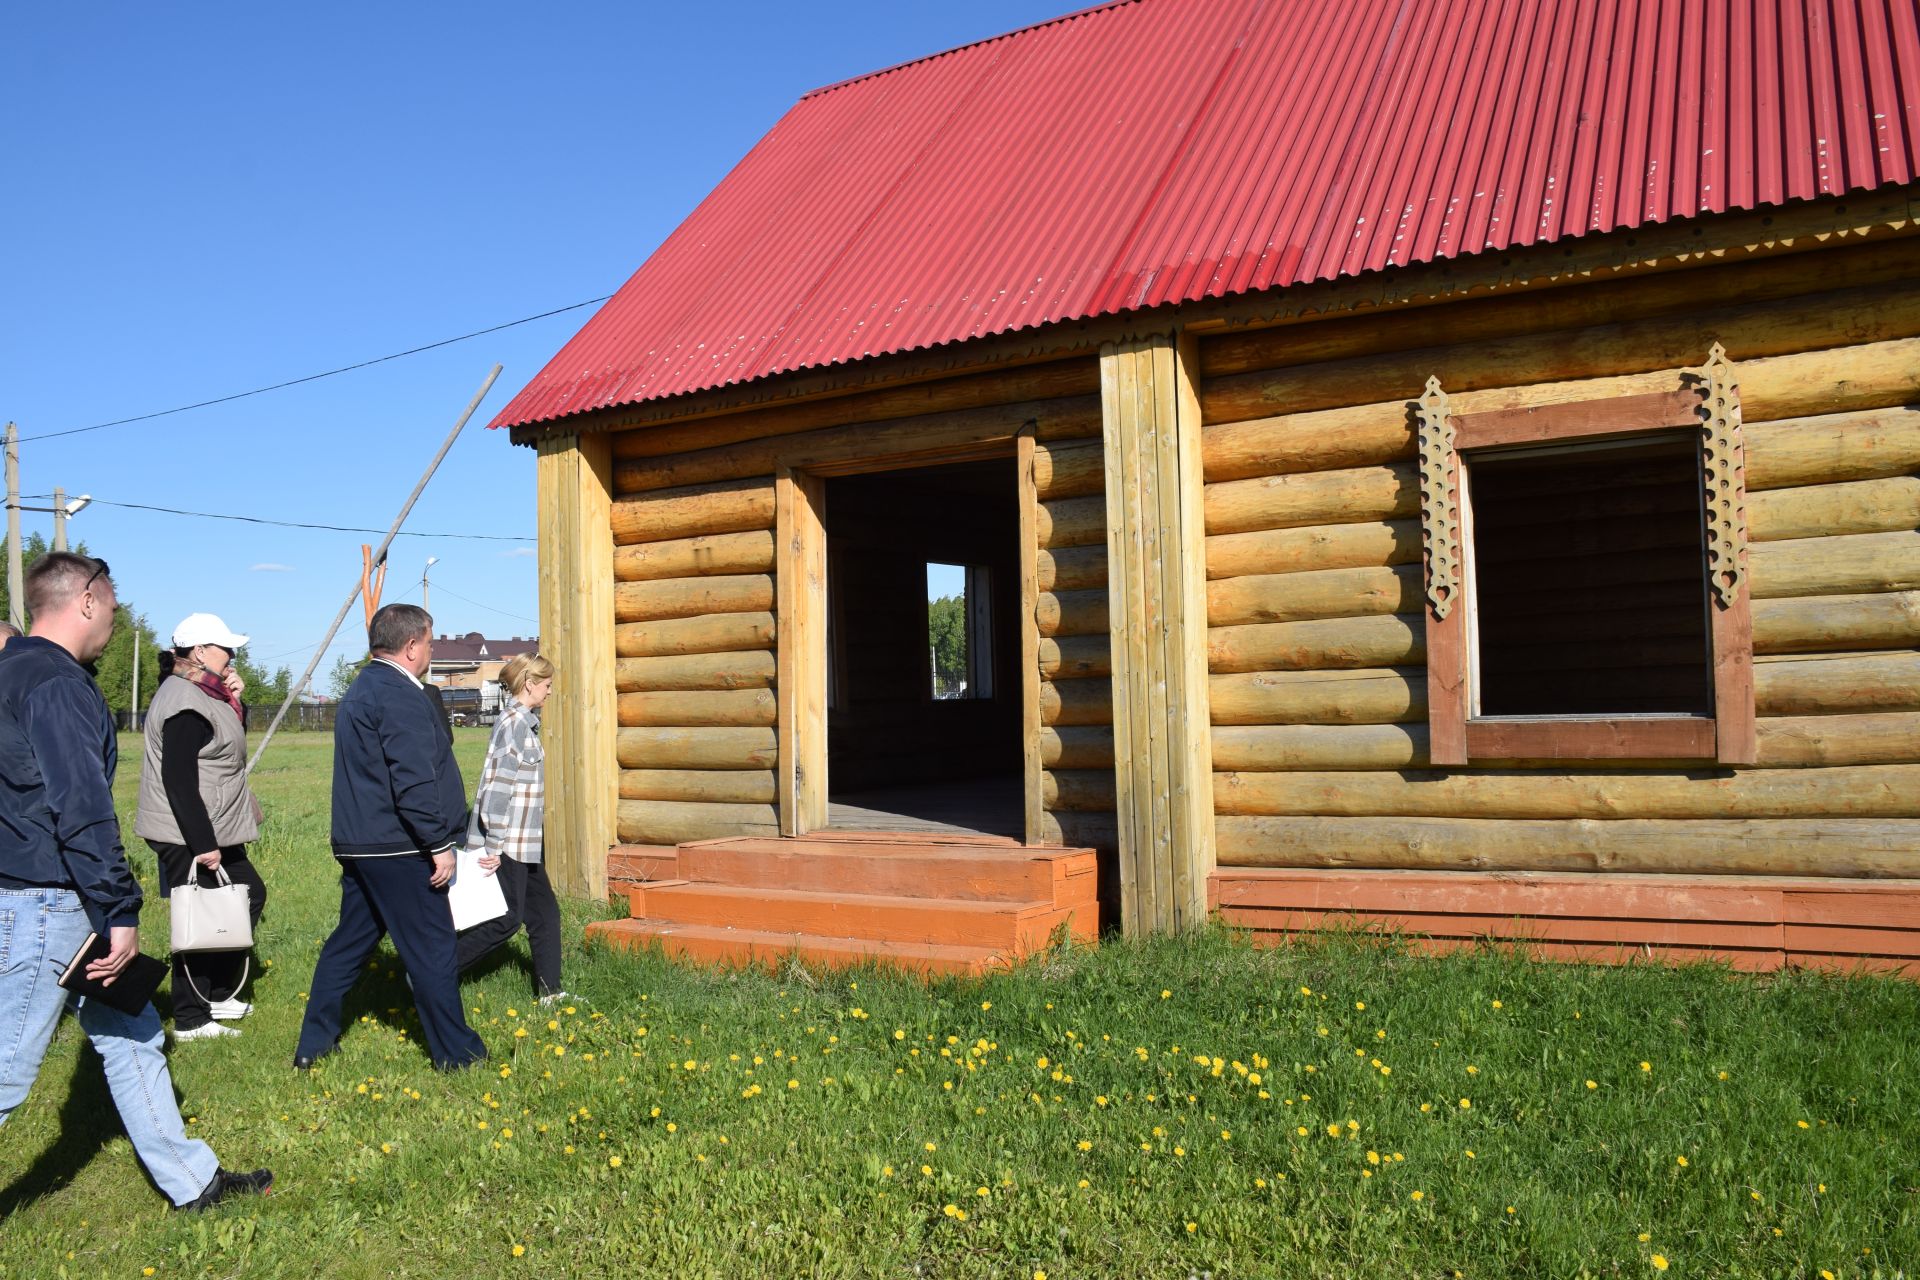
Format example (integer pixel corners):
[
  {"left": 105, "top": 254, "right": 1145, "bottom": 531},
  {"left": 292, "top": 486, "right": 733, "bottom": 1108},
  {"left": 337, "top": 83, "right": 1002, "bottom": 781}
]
[
  {"left": 423, "top": 556, "right": 439, "bottom": 614},
  {"left": 14, "top": 488, "right": 92, "bottom": 553}
]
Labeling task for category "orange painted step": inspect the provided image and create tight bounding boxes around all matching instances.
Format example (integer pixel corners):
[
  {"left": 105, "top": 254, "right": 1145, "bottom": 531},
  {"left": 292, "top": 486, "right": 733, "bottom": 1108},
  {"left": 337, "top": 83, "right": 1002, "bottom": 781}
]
[
  {"left": 676, "top": 837, "right": 1095, "bottom": 904},
  {"left": 628, "top": 881, "right": 1096, "bottom": 950},
  {"left": 587, "top": 917, "right": 1005, "bottom": 977}
]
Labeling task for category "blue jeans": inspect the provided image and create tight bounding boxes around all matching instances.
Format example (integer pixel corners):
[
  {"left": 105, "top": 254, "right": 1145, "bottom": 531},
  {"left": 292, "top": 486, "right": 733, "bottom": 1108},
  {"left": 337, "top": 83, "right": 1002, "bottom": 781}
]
[{"left": 0, "top": 887, "right": 220, "bottom": 1207}]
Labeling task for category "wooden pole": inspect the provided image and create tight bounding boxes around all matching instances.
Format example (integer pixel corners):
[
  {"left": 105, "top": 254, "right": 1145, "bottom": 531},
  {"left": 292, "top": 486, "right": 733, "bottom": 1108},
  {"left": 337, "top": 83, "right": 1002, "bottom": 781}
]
[
  {"left": 51, "top": 486, "right": 66, "bottom": 553},
  {"left": 247, "top": 366, "right": 501, "bottom": 773},
  {"left": 5, "top": 424, "right": 22, "bottom": 632}
]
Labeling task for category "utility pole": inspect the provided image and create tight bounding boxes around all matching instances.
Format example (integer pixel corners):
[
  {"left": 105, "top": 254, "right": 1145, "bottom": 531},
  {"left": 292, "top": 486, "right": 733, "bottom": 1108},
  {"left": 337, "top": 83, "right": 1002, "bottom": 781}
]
[
  {"left": 132, "top": 627, "right": 141, "bottom": 730},
  {"left": 5, "top": 423, "right": 22, "bottom": 633},
  {"left": 423, "top": 555, "right": 439, "bottom": 614},
  {"left": 52, "top": 485, "right": 66, "bottom": 553}
]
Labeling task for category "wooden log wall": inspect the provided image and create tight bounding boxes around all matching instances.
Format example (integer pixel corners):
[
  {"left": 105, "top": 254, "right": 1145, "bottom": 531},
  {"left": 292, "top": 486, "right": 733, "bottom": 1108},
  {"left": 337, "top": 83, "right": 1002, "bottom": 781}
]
[
  {"left": 1191, "top": 237, "right": 1920, "bottom": 879},
  {"left": 606, "top": 360, "right": 1106, "bottom": 847}
]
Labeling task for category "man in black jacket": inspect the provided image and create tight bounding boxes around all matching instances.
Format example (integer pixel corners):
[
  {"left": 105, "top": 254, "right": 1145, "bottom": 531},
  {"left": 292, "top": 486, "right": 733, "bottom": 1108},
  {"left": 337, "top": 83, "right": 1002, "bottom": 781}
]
[
  {"left": 0, "top": 553, "right": 270, "bottom": 1210},
  {"left": 294, "top": 603, "right": 485, "bottom": 1071}
]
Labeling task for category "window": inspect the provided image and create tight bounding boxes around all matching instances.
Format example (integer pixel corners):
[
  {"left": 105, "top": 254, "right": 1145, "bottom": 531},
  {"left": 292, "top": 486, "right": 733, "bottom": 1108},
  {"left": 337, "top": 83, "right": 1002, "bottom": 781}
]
[
  {"left": 1417, "top": 345, "right": 1754, "bottom": 765},
  {"left": 927, "top": 562, "right": 993, "bottom": 700}
]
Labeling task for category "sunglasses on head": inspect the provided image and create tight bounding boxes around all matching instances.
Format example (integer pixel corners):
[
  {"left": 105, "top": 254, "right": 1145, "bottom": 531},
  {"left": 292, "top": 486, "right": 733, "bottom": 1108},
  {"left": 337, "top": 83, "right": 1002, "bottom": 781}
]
[{"left": 83, "top": 560, "right": 111, "bottom": 592}]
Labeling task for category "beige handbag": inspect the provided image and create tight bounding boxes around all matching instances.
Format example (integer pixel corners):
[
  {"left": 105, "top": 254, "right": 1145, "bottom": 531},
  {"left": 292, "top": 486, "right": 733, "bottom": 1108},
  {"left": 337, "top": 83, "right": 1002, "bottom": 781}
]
[{"left": 170, "top": 867, "right": 253, "bottom": 1002}]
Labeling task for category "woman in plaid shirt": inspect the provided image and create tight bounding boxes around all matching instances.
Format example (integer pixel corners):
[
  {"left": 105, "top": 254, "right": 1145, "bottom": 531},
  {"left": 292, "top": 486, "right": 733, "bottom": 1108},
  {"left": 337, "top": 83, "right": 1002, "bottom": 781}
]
[{"left": 454, "top": 653, "right": 565, "bottom": 1001}]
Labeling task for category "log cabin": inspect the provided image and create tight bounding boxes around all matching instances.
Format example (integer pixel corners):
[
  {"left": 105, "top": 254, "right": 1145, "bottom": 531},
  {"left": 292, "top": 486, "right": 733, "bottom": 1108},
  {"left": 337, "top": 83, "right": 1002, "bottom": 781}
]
[{"left": 493, "top": 0, "right": 1920, "bottom": 976}]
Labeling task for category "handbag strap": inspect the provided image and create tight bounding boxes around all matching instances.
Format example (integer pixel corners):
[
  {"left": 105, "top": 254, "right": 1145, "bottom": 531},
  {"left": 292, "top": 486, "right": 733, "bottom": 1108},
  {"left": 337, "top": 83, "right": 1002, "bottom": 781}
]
[{"left": 182, "top": 955, "right": 250, "bottom": 1009}]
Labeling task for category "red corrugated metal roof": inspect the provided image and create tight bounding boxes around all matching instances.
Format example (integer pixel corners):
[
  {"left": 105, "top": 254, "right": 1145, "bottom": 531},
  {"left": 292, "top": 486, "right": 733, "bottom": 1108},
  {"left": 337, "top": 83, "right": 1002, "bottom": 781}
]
[{"left": 493, "top": 0, "right": 1920, "bottom": 430}]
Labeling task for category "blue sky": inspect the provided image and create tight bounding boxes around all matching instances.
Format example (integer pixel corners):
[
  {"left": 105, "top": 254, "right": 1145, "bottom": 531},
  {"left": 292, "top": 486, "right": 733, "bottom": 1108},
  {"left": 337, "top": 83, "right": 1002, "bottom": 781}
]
[{"left": 2, "top": 0, "right": 1067, "bottom": 680}]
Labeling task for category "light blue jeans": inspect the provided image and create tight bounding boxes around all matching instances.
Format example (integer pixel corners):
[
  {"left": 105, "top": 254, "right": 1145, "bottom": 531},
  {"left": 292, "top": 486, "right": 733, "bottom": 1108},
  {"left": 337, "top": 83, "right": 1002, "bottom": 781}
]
[{"left": 0, "top": 886, "right": 220, "bottom": 1207}]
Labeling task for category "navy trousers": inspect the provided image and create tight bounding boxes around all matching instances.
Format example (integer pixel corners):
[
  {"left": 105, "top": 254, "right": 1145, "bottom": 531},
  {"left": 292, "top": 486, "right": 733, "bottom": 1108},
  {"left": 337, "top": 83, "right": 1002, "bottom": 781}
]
[{"left": 296, "top": 855, "right": 486, "bottom": 1070}]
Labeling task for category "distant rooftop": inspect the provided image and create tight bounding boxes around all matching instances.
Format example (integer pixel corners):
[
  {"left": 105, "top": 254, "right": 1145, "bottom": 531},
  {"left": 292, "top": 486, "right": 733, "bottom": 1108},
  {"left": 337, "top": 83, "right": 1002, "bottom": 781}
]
[{"left": 430, "top": 631, "right": 541, "bottom": 663}]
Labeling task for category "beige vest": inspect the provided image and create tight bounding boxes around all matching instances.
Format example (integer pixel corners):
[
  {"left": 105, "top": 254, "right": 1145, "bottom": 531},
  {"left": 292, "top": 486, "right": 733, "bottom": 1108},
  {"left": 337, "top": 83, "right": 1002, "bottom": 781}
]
[{"left": 134, "top": 675, "right": 261, "bottom": 848}]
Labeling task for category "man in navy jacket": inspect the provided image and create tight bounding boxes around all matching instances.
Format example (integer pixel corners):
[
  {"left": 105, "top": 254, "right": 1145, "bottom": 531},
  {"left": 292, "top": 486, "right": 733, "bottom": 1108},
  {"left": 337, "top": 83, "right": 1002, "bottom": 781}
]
[{"left": 295, "top": 603, "right": 485, "bottom": 1071}]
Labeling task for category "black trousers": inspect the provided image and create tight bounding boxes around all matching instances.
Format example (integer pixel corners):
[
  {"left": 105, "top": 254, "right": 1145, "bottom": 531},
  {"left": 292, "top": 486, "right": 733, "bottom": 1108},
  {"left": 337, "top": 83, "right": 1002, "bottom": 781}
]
[
  {"left": 147, "top": 841, "right": 267, "bottom": 1031},
  {"left": 297, "top": 855, "right": 487, "bottom": 1071},
  {"left": 454, "top": 857, "right": 563, "bottom": 997}
]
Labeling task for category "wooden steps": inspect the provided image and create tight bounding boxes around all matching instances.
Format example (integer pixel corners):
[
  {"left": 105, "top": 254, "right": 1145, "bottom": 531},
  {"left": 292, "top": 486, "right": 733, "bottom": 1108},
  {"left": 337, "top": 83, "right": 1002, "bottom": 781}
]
[{"left": 589, "top": 834, "right": 1099, "bottom": 976}]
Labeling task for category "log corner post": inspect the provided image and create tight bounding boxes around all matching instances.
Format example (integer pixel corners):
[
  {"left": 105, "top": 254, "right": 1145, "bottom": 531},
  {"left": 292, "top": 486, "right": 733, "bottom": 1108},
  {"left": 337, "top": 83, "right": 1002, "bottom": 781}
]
[
  {"left": 1099, "top": 330, "right": 1216, "bottom": 935},
  {"left": 536, "top": 430, "right": 617, "bottom": 900},
  {"left": 775, "top": 467, "right": 829, "bottom": 836}
]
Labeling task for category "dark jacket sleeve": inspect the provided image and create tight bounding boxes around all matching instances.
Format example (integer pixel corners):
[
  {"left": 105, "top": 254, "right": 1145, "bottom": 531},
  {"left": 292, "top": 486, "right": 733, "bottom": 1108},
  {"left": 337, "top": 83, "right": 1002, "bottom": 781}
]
[
  {"left": 22, "top": 679, "right": 142, "bottom": 927},
  {"left": 160, "top": 709, "right": 220, "bottom": 856},
  {"left": 379, "top": 687, "right": 463, "bottom": 853}
]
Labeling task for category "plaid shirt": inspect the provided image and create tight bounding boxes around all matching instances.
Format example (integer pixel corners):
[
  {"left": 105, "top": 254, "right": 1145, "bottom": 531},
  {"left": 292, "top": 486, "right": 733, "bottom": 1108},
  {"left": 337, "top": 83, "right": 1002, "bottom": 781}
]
[{"left": 466, "top": 699, "right": 545, "bottom": 863}]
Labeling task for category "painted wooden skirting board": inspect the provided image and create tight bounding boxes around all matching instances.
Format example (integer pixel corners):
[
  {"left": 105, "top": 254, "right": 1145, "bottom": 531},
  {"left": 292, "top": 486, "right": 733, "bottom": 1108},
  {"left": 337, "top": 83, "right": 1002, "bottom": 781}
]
[{"left": 1210, "top": 867, "right": 1920, "bottom": 977}]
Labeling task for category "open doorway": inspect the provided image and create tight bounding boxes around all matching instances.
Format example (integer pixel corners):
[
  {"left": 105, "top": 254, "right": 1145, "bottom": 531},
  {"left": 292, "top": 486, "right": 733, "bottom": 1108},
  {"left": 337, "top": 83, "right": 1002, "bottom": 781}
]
[{"left": 822, "top": 457, "right": 1023, "bottom": 837}]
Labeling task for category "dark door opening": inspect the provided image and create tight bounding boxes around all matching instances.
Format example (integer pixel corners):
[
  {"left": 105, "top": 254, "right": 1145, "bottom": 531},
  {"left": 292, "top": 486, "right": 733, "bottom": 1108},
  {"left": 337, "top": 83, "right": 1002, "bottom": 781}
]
[{"left": 823, "top": 457, "right": 1023, "bottom": 838}]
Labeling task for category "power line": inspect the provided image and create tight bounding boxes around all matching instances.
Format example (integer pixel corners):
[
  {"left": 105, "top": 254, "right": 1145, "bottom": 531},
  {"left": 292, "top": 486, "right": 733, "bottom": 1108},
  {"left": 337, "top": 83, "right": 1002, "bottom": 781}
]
[
  {"left": 13, "top": 295, "right": 610, "bottom": 445},
  {"left": 428, "top": 582, "right": 539, "bottom": 625},
  {"left": 72, "top": 496, "right": 533, "bottom": 541}
]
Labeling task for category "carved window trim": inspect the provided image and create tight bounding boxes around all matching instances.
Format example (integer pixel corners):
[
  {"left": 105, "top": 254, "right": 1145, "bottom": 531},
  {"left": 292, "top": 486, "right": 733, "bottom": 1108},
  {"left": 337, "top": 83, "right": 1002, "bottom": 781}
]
[{"left": 1418, "top": 346, "right": 1755, "bottom": 766}]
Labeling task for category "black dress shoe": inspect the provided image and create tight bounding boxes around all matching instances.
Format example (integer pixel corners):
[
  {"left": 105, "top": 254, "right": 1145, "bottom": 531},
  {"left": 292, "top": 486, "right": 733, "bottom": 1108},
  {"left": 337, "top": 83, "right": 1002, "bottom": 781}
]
[{"left": 177, "top": 1167, "right": 273, "bottom": 1212}]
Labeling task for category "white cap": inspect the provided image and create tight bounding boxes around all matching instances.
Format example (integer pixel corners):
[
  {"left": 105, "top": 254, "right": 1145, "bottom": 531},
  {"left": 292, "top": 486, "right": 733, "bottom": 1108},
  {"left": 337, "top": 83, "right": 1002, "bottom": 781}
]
[{"left": 172, "top": 613, "right": 250, "bottom": 650}]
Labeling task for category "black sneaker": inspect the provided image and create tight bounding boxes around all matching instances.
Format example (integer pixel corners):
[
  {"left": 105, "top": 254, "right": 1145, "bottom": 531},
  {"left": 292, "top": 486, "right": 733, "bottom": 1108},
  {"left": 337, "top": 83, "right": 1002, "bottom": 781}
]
[{"left": 178, "top": 1167, "right": 273, "bottom": 1213}]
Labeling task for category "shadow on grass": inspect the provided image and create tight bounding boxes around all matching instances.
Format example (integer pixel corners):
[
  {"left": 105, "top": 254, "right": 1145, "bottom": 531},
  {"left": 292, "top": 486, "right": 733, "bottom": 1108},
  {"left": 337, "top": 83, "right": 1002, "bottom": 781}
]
[{"left": 0, "top": 1032, "right": 195, "bottom": 1214}]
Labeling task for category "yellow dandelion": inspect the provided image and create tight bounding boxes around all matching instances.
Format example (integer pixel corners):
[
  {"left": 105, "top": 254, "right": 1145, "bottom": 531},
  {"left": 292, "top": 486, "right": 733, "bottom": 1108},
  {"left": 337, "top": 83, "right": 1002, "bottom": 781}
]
[
  {"left": 1077, "top": 1178, "right": 1090, "bottom": 1188},
  {"left": 1491, "top": 1000, "right": 1503, "bottom": 1009},
  {"left": 1650, "top": 1255, "right": 1668, "bottom": 1272},
  {"left": 921, "top": 1165, "right": 933, "bottom": 1176},
  {"left": 1676, "top": 1155, "right": 1687, "bottom": 1167},
  {"left": 512, "top": 1245, "right": 526, "bottom": 1258},
  {"left": 981, "top": 1001, "right": 992, "bottom": 1010},
  {"left": 1411, "top": 1190, "right": 1425, "bottom": 1201},
  {"left": 1077, "top": 1140, "right": 1092, "bottom": 1151},
  {"left": 608, "top": 1156, "right": 622, "bottom": 1168},
  {"left": 1185, "top": 1222, "right": 1197, "bottom": 1234},
  {"left": 1586, "top": 1080, "right": 1598, "bottom": 1090},
  {"left": 893, "top": 1029, "right": 905, "bottom": 1040},
  {"left": 1797, "top": 1120, "right": 1811, "bottom": 1129},
  {"left": 1640, "top": 1061, "right": 1652, "bottom": 1073},
  {"left": 882, "top": 1166, "right": 894, "bottom": 1177},
  {"left": 1459, "top": 1098, "right": 1471, "bottom": 1109},
  {"left": 1420, "top": 1102, "right": 1433, "bottom": 1113}
]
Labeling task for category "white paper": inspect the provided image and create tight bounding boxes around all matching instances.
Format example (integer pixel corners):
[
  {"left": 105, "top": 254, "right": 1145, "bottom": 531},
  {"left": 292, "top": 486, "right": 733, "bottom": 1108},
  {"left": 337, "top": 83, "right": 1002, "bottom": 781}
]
[{"left": 448, "top": 844, "right": 509, "bottom": 932}]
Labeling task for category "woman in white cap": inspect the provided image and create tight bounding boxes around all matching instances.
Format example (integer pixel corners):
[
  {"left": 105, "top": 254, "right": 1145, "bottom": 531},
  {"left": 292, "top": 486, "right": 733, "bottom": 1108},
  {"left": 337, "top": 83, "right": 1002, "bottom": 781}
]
[{"left": 133, "top": 613, "right": 267, "bottom": 1041}]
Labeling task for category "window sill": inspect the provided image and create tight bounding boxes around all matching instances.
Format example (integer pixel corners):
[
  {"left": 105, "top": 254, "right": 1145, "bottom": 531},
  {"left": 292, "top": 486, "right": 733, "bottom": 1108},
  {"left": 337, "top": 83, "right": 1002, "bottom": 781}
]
[{"left": 1463, "top": 715, "right": 1716, "bottom": 762}]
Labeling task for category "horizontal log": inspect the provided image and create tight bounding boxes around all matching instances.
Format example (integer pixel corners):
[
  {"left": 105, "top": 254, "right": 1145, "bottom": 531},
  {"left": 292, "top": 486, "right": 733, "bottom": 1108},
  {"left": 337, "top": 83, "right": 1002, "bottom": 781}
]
[
  {"left": 610, "top": 477, "right": 775, "bottom": 545},
  {"left": 1208, "top": 653, "right": 1920, "bottom": 727},
  {"left": 1208, "top": 613, "right": 1423, "bottom": 674},
  {"left": 1037, "top": 809, "right": 1119, "bottom": 851},
  {"left": 612, "top": 396, "right": 1097, "bottom": 494},
  {"left": 1212, "top": 714, "right": 1920, "bottom": 772},
  {"left": 615, "top": 650, "right": 777, "bottom": 692},
  {"left": 1202, "top": 236, "right": 1920, "bottom": 379},
  {"left": 1745, "top": 406, "right": 1920, "bottom": 491},
  {"left": 1039, "top": 725, "right": 1116, "bottom": 769},
  {"left": 1212, "top": 764, "right": 1920, "bottom": 819},
  {"left": 616, "top": 726, "right": 779, "bottom": 770},
  {"left": 1753, "top": 591, "right": 1920, "bottom": 654},
  {"left": 1755, "top": 652, "right": 1920, "bottom": 715},
  {"left": 1750, "top": 531, "right": 1920, "bottom": 599},
  {"left": 1200, "top": 278, "right": 1920, "bottom": 426},
  {"left": 1036, "top": 588, "right": 1110, "bottom": 638},
  {"left": 1205, "top": 462, "right": 1417, "bottom": 536},
  {"left": 1038, "top": 634, "right": 1112, "bottom": 680},
  {"left": 615, "top": 574, "right": 775, "bottom": 623},
  {"left": 1043, "top": 768, "right": 1118, "bottom": 813},
  {"left": 1753, "top": 713, "right": 1920, "bottom": 767},
  {"left": 1036, "top": 544, "right": 1109, "bottom": 592},
  {"left": 617, "top": 688, "right": 778, "bottom": 728},
  {"left": 617, "top": 800, "right": 781, "bottom": 846},
  {"left": 1036, "top": 495, "right": 1107, "bottom": 549},
  {"left": 1202, "top": 403, "right": 1413, "bottom": 483},
  {"left": 614, "top": 530, "right": 775, "bottom": 582},
  {"left": 1207, "top": 564, "right": 1418, "bottom": 628},
  {"left": 611, "top": 361, "right": 1098, "bottom": 461},
  {"left": 1748, "top": 475, "right": 1920, "bottom": 542},
  {"left": 1207, "top": 520, "right": 1419, "bottom": 581},
  {"left": 1214, "top": 815, "right": 1920, "bottom": 877},
  {"left": 1211, "top": 667, "right": 1426, "bottom": 726},
  {"left": 619, "top": 769, "right": 778, "bottom": 804},
  {"left": 615, "top": 612, "right": 775, "bottom": 659},
  {"left": 1034, "top": 439, "right": 1105, "bottom": 500},
  {"left": 1040, "top": 678, "right": 1113, "bottom": 727}
]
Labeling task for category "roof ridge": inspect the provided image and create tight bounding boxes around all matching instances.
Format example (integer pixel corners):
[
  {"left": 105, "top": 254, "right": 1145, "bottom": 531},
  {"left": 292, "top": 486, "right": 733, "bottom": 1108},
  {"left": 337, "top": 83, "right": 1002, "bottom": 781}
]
[{"left": 799, "top": 0, "right": 1139, "bottom": 100}]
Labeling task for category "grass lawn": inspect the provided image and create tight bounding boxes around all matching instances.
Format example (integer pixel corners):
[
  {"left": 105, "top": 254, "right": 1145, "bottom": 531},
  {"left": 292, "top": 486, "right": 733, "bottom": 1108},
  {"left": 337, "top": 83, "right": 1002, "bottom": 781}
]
[{"left": 0, "top": 730, "right": 1915, "bottom": 1278}]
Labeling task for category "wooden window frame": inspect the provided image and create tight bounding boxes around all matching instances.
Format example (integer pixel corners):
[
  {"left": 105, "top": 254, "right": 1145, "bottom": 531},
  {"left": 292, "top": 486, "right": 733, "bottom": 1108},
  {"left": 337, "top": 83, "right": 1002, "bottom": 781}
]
[{"left": 1419, "top": 349, "right": 1755, "bottom": 767}]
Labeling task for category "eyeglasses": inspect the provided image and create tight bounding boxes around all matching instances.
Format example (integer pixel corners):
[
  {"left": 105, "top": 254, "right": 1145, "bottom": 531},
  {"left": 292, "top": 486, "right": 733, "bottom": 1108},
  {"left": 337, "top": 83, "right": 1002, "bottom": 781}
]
[{"left": 82, "top": 560, "right": 111, "bottom": 592}]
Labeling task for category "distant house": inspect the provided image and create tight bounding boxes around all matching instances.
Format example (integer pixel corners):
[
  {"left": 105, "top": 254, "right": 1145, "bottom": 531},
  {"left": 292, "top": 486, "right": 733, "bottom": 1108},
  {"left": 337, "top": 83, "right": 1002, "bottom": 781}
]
[{"left": 427, "top": 631, "right": 541, "bottom": 716}]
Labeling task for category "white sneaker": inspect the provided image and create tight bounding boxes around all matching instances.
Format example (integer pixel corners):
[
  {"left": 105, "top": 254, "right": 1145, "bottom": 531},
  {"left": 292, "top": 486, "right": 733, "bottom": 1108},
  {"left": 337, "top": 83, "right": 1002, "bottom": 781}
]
[
  {"left": 174, "top": 1022, "right": 241, "bottom": 1042},
  {"left": 537, "top": 991, "right": 572, "bottom": 1007},
  {"left": 210, "top": 999, "right": 252, "bottom": 1021}
]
